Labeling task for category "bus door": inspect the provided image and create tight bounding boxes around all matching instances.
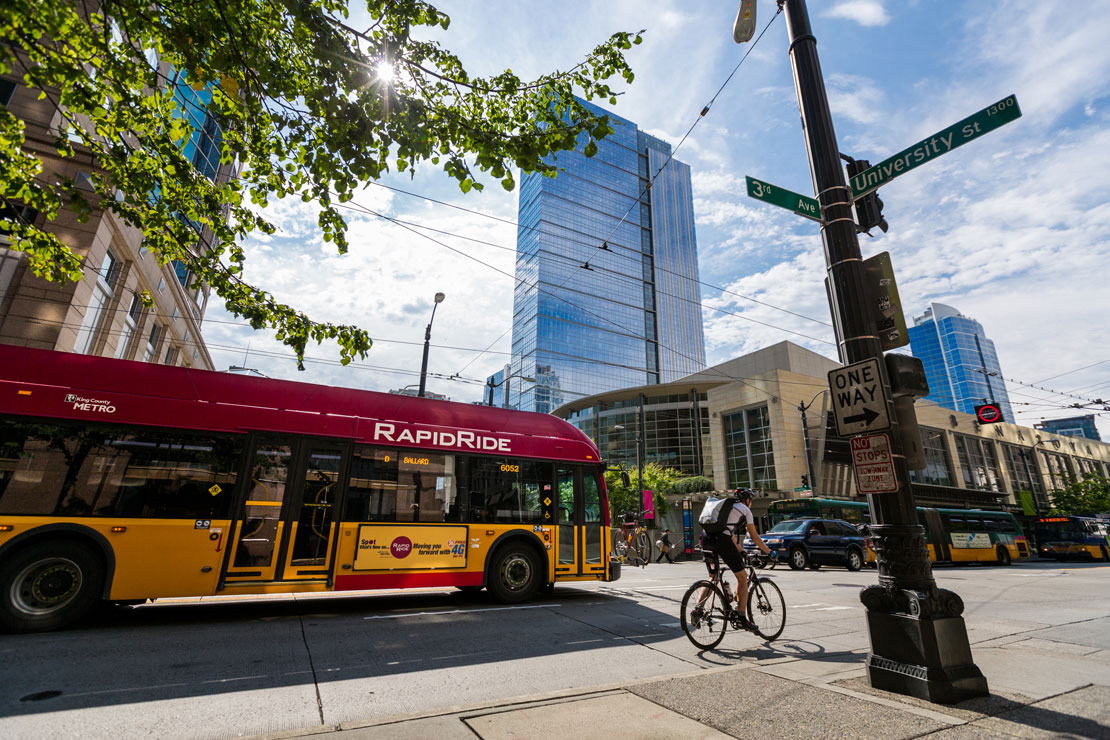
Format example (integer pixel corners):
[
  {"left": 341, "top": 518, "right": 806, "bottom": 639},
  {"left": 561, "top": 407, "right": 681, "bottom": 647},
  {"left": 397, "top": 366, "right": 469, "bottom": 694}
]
[
  {"left": 222, "top": 435, "right": 348, "bottom": 585},
  {"left": 922, "top": 508, "right": 949, "bottom": 562},
  {"left": 554, "top": 466, "right": 606, "bottom": 578}
]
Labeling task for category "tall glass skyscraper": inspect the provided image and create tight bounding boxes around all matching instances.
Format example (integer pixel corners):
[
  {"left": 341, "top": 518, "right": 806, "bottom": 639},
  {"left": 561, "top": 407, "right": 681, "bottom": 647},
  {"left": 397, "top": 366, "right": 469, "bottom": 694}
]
[
  {"left": 908, "top": 302, "right": 1014, "bottom": 422},
  {"left": 503, "top": 101, "right": 706, "bottom": 413}
]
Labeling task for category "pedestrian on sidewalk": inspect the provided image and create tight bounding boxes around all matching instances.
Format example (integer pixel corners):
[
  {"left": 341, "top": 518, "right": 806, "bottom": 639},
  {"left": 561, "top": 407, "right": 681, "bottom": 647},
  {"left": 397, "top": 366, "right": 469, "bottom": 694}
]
[{"left": 656, "top": 529, "right": 675, "bottom": 563}]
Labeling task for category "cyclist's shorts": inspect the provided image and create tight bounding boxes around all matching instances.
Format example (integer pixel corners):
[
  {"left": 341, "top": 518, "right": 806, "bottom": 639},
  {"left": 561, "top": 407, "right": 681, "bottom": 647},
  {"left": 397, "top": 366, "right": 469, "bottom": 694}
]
[{"left": 703, "top": 532, "right": 746, "bottom": 572}]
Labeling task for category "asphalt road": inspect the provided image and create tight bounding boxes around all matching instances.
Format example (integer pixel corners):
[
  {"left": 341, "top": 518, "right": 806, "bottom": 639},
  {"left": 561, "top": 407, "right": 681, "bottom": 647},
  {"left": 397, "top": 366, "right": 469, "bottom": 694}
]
[{"left": 1, "top": 558, "right": 1107, "bottom": 739}]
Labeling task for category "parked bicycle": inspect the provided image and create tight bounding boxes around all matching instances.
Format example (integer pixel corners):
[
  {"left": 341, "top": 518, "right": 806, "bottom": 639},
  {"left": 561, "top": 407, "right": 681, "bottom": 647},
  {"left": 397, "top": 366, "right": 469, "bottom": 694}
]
[{"left": 680, "top": 550, "right": 786, "bottom": 649}]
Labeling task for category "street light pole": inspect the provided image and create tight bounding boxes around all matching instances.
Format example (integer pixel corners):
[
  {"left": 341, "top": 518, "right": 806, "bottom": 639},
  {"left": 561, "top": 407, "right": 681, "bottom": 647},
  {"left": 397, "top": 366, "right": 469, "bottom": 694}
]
[
  {"left": 417, "top": 292, "right": 445, "bottom": 398},
  {"left": 486, "top": 374, "right": 535, "bottom": 406},
  {"left": 779, "top": 0, "right": 985, "bottom": 702},
  {"left": 798, "top": 390, "right": 824, "bottom": 496}
]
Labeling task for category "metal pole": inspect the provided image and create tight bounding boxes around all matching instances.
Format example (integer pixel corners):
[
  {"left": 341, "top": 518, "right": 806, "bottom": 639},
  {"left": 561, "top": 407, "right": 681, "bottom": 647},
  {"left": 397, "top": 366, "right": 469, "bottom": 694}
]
[
  {"left": 637, "top": 393, "right": 646, "bottom": 508},
  {"left": 782, "top": 0, "right": 985, "bottom": 703},
  {"left": 487, "top": 378, "right": 494, "bottom": 406},
  {"left": 799, "top": 400, "right": 819, "bottom": 496},
  {"left": 417, "top": 320, "right": 432, "bottom": 398}
]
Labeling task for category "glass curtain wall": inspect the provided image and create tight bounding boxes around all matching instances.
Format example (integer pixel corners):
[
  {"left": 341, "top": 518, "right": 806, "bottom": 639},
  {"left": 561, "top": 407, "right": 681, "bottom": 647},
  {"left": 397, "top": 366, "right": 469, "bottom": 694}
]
[
  {"left": 723, "top": 405, "right": 776, "bottom": 492},
  {"left": 507, "top": 101, "right": 704, "bottom": 412}
]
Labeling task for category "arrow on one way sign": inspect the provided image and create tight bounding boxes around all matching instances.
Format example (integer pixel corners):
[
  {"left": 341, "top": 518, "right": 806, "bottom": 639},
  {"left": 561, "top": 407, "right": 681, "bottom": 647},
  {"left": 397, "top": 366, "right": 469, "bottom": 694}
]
[{"left": 843, "top": 407, "right": 881, "bottom": 427}]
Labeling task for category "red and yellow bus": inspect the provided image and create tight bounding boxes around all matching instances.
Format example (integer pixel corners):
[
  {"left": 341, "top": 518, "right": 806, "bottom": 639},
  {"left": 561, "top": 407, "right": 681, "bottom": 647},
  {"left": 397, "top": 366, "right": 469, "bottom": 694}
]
[{"left": 0, "top": 346, "right": 618, "bottom": 632}]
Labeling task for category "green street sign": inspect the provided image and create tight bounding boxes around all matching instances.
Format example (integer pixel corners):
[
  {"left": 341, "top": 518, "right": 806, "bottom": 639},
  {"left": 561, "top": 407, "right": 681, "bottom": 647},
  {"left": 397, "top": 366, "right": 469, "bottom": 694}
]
[
  {"left": 746, "top": 176, "right": 822, "bottom": 222},
  {"left": 850, "top": 94, "right": 1022, "bottom": 198},
  {"left": 793, "top": 486, "right": 809, "bottom": 492}
]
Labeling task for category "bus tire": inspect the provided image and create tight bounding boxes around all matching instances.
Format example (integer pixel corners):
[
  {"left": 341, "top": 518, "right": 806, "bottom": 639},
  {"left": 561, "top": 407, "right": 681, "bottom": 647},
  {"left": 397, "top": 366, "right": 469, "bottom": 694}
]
[
  {"left": 996, "top": 546, "right": 1012, "bottom": 566},
  {"left": 0, "top": 539, "right": 105, "bottom": 633},
  {"left": 788, "top": 547, "right": 809, "bottom": 570},
  {"left": 1100, "top": 546, "right": 1109, "bottom": 562},
  {"left": 846, "top": 548, "right": 864, "bottom": 572},
  {"left": 487, "top": 544, "right": 541, "bottom": 604}
]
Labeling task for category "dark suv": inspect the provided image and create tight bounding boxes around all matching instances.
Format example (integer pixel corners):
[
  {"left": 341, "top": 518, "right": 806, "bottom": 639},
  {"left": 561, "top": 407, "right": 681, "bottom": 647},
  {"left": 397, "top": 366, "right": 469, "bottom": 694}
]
[{"left": 744, "top": 518, "right": 866, "bottom": 571}]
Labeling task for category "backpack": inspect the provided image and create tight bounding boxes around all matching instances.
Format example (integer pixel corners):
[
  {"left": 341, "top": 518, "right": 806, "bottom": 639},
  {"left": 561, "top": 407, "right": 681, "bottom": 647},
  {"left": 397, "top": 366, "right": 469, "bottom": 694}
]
[{"left": 698, "top": 496, "right": 737, "bottom": 535}]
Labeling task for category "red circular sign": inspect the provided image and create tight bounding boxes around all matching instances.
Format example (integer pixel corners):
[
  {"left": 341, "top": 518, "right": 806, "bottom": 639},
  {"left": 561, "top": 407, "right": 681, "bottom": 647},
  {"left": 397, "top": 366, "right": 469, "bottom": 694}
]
[
  {"left": 976, "top": 404, "right": 1001, "bottom": 423},
  {"left": 390, "top": 536, "right": 412, "bottom": 559}
]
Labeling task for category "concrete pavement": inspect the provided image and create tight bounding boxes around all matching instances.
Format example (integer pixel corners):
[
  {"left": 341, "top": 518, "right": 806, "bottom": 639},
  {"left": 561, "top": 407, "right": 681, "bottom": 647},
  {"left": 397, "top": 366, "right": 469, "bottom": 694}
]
[{"left": 247, "top": 610, "right": 1110, "bottom": 740}]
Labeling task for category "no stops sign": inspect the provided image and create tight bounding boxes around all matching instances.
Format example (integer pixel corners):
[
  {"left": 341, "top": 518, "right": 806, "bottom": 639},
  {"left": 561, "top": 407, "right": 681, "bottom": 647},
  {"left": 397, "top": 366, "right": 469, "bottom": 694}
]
[{"left": 975, "top": 403, "right": 1003, "bottom": 424}]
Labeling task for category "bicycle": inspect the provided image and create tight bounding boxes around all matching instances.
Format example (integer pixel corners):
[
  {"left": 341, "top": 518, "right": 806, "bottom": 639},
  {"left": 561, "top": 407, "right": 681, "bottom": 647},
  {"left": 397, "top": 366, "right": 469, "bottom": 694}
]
[
  {"left": 680, "top": 550, "right": 786, "bottom": 649},
  {"left": 612, "top": 512, "right": 651, "bottom": 567}
]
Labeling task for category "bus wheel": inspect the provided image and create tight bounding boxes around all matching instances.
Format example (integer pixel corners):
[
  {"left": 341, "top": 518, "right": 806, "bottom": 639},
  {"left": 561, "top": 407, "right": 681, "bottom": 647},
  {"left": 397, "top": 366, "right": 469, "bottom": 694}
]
[
  {"left": 788, "top": 547, "right": 808, "bottom": 570},
  {"left": 1100, "top": 546, "right": 1109, "bottom": 562},
  {"left": 996, "top": 546, "right": 1012, "bottom": 566},
  {"left": 488, "top": 545, "right": 540, "bottom": 604},
  {"left": 0, "top": 540, "right": 105, "bottom": 633},
  {"left": 846, "top": 549, "right": 864, "bottom": 572}
]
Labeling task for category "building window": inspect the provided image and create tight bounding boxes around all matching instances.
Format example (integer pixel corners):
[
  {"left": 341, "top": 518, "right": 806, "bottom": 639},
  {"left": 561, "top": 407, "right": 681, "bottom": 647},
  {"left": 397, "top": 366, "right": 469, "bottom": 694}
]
[
  {"left": 1040, "top": 451, "right": 1074, "bottom": 492},
  {"left": 723, "top": 404, "right": 776, "bottom": 492},
  {"left": 157, "top": 277, "right": 165, "bottom": 294},
  {"left": 114, "top": 294, "right": 143, "bottom": 359},
  {"left": 910, "top": 427, "right": 955, "bottom": 487},
  {"left": 73, "top": 250, "right": 119, "bottom": 354},
  {"left": 0, "top": 78, "right": 15, "bottom": 106},
  {"left": 954, "top": 434, "right": 1004, "bottom": 492},
  {"left": 164, "top": 344, "right": 179, "bottom": 366},
  {"left": 142, "top": 323, "right": 162, "bottom": 362},
  {"left": 1003, "top": 443, "right": 1047, "bottom": 513}
]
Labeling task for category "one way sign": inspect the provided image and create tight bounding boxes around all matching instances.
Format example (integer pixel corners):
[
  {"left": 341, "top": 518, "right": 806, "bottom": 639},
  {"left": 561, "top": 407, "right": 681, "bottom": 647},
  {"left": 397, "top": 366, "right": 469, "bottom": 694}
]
[{"left": 828, "top": 358, "right": 891, "bottom": 436}]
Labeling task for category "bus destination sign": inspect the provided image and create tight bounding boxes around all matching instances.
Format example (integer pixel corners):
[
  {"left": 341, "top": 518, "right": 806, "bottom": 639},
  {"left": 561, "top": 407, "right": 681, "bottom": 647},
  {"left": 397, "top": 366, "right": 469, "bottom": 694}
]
[{"left": 850, "top": 433, "right": 899, "bottom": 494}]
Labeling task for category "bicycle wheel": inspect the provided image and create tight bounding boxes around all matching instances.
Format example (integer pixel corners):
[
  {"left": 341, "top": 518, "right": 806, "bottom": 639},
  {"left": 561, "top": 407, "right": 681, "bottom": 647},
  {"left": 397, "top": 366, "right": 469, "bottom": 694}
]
[
  {"left": 681, "top": 580, "right": 729, "bottom": 650},
  {"left": 747, "top": 576, "right": 786, "bottom": 641},
  {"left": 634, "top": 531, "right": 651, "bottom": 563}
]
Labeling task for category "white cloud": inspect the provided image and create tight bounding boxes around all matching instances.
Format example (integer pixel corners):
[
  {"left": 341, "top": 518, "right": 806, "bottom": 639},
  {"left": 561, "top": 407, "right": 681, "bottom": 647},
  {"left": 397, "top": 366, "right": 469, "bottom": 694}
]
[{"left": 824, "top": 1, "right": 891, "bottom": 27}]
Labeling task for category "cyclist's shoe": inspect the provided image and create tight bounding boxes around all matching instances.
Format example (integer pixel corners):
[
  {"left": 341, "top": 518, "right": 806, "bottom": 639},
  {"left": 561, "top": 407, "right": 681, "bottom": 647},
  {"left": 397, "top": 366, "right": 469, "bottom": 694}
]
[
  {"left": 690, "top": 605, "right": 706, "bottom": 629},
  {"left": 731, "top": 613, "right": 756, "bottom": 632}
]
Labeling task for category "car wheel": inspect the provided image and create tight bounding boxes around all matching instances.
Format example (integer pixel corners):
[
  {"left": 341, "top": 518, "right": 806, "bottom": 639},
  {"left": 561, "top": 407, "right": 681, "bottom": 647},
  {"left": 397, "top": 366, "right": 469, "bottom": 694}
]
[
  {"left": 0, "top": 540, "right": 105, "bottom": 633},
  {"left": 846, "top": 549, "right": 863, "bottom": 571},
  {"left": 789, "top": 547, "right": 808, "bottom": 570},
  {"left": 487, "top": 544, "right": 541, "bottom": 604}
]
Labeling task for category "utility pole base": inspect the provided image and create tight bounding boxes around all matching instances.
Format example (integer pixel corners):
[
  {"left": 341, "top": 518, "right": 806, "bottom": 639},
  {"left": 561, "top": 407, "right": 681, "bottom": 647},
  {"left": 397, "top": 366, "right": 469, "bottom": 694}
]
[{"left": 864, "top": 611, "right": 989, "bottom": 704}]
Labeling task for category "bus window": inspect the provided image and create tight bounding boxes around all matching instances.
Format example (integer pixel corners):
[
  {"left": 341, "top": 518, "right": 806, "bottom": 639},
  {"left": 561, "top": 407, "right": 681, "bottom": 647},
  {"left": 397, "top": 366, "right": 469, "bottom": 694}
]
[
  {"left": 344, "top": 447, "right": 399, "bottom": 522},
  {"left": 463, "top": 458, "right": 550, "bottom": 524},
  {"left": 398, "top": 452, "right": 455, "bottom": 522},
  {"left": 343, "top": 447, "right": 457, "bottom": 523},
  {"left": 0, "top": 420, "right": 241, "bottom": 519},
  {"left": 582, "top": 468, "right": 603, "bottom": 564}
]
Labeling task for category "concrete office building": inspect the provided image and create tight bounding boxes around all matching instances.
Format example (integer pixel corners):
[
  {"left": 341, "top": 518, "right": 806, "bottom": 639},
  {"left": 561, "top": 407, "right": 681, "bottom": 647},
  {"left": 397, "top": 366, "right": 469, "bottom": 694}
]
[
  {"left": 0, "top": 62, "right": 226, "bottom": 369},
  {"left": 554, "top": 341, "right": 1110, "bottom": 521},
  {"left": 501, "top": 100, "right": 705, "bottom": 413},
  {"left": 908, "top": 302, "right": 1014, "bottom": 423}
]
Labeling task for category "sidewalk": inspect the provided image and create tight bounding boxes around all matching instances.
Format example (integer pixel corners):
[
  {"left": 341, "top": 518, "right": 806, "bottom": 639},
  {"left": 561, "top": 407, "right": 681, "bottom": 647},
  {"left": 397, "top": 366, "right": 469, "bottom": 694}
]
[{"left": 249, "top": 614, "right": 1110, "bottom": 740}]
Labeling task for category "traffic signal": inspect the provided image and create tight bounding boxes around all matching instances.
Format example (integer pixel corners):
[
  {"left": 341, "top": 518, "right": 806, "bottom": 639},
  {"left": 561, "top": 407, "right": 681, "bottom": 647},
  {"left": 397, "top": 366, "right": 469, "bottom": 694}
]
[
  {"left": 800, "top": 474, "right": 810, "bottom": 489},
  {"left": 845, "top": 158, "right": 888, "bottom": 235}
]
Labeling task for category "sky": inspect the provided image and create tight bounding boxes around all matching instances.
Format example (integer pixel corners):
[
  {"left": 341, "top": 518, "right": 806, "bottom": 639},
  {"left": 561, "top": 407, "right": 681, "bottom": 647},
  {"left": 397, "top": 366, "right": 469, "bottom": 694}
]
[{"left": 202, "top": 0, "right": 1110, "bottom": 437}]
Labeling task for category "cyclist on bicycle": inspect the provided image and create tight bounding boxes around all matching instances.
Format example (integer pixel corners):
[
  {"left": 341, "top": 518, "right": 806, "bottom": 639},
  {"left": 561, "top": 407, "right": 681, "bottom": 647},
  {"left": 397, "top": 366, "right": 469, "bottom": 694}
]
[{"left": 701, "top": 487, "right": 773, "bottom": 628}]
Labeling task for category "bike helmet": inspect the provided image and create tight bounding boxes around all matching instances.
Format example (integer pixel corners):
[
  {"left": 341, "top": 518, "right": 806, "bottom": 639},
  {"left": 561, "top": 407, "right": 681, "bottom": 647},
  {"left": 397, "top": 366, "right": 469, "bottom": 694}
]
[{"left": 733, "top": 487, "right": 755, "bottom": 501}]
